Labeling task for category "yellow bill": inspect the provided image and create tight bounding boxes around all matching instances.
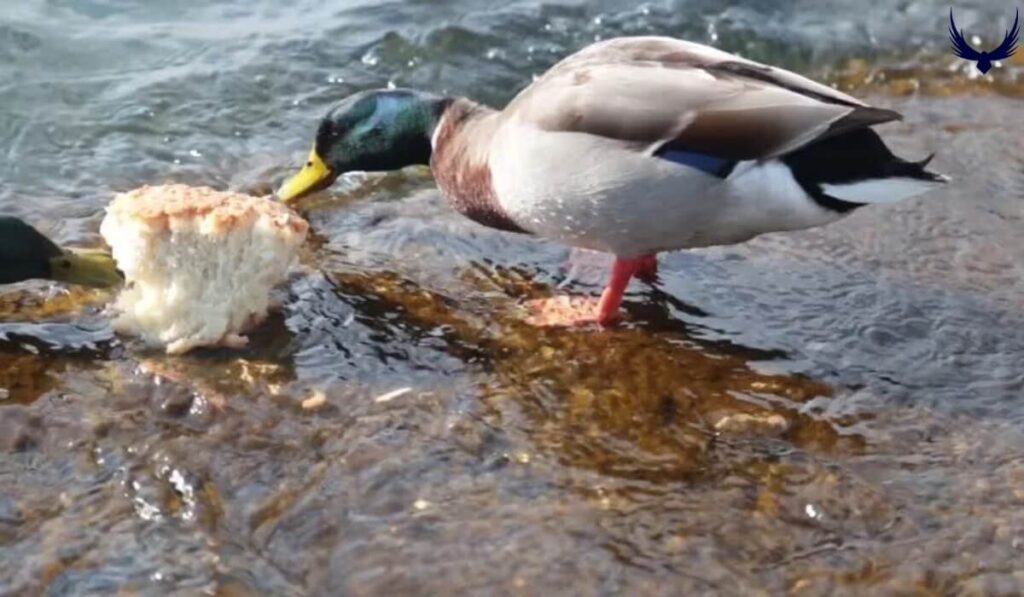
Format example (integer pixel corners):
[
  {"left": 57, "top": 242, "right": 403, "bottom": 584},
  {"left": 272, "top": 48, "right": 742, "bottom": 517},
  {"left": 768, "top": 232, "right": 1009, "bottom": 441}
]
[
  {"left": 277, "top": 147, "right": 335, "bottom": 204},
  {"left": 49, "top": 249, "right": 123, "bottom": 289}
]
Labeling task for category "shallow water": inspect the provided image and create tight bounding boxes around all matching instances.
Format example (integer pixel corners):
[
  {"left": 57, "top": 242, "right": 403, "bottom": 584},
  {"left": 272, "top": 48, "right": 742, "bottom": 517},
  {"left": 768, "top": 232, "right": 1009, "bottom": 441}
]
[{"left": 2, "top": 0, "right": 1024, "bottom": 594}]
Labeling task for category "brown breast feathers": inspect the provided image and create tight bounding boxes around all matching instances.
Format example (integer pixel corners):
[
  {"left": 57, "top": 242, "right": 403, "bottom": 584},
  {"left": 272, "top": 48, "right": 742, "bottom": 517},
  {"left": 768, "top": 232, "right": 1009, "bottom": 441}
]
[{"left": 430, "top": 100, "right": 527, "bottom": 234}]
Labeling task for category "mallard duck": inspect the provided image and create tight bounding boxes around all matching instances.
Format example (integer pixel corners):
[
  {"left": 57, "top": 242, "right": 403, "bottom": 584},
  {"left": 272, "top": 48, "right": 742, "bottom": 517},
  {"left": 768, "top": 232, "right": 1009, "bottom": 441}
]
[
  {"left": 278, "top": 36, "right": 947, "bottom": 325},
  {"left": 0, "top": 216, "right": 121, "bottom": 288}
]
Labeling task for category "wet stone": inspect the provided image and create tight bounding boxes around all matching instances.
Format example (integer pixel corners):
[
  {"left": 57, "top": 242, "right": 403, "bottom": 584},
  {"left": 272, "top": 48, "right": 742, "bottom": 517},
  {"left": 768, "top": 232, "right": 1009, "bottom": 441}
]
[
  {"left": 0, "top": 495, "right": 24, "bottom": 525},
  {"left": 156, "top": 386, "right": 196, "bottom": 419},
  {"left": 56, "top": 540, "right": 95, "bottom": 565},
  {"left": 957, "top": 572, "right": 1024, "bottom": 597},
  {"left": 0, "top": 406, "right": 43, "bottom": 452}
]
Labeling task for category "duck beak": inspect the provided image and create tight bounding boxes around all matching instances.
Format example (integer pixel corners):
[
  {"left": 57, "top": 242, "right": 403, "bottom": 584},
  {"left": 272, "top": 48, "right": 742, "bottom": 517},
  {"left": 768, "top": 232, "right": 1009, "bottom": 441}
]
[
  {"left": 277, "top": 147, "right": 336, "bottom": 204},
  {"left": 49, "top": 249, "right": 123, "bottom": 289}
]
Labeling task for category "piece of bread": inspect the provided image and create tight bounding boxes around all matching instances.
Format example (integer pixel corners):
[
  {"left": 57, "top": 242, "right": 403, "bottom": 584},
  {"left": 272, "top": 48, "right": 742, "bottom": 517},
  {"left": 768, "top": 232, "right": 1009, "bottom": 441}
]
[{"left": 100, "top": 184, "right": 309, "bottom": 354}]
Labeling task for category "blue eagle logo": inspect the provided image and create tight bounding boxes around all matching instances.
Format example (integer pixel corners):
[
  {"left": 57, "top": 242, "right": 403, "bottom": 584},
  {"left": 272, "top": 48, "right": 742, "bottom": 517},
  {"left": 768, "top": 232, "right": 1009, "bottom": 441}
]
[{"left": 949, "top": 8, "right": 1020, "bottom": 73}]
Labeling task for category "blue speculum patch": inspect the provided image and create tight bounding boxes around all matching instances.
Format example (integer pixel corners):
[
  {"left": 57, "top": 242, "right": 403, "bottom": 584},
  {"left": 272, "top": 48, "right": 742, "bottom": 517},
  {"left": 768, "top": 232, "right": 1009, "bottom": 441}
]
[{"left": 657, "top": 149, "right": 735, "bottom": 178}]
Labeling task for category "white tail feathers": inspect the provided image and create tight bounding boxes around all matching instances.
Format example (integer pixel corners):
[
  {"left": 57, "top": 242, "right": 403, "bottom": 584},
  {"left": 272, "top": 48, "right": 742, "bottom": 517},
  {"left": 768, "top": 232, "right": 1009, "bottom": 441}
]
[{"left": 821, "top": 176, "right": 948, "bottom": 204}]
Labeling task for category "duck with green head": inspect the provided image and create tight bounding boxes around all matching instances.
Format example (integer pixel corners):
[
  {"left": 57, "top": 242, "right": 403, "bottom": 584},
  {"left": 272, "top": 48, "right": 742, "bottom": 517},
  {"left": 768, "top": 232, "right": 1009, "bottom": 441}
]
[
  {"left": 0, "top": 217, "right": 122, "bottom": 288},
  {"left": 279, "top": 36, "right": 946, "bottom": 326}
]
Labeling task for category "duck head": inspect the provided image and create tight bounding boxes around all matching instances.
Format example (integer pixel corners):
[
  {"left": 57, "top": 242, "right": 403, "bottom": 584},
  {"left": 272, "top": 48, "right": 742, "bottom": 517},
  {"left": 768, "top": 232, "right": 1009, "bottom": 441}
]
[
  {"left": 0, "top": 217, "right": 122, "bottom": 288},
  {"left": 277, "top": 89, "right": 450, "bottom": 204}
]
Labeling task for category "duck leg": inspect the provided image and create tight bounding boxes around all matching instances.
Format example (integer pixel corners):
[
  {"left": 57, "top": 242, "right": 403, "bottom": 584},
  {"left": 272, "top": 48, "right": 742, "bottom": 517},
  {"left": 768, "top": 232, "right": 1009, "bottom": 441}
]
[
  {"left": 634, "top": 253, "right": 658, "bottom": 283},
  {"left": 526, "top": 255, "right": 647, "bottom": 326}
]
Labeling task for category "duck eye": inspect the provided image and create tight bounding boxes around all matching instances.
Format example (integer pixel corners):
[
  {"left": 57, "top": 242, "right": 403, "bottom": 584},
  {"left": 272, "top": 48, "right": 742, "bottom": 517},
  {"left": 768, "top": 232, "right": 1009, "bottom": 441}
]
[{"left": 306, "top": 161, "right": 313, "bottom": 167}]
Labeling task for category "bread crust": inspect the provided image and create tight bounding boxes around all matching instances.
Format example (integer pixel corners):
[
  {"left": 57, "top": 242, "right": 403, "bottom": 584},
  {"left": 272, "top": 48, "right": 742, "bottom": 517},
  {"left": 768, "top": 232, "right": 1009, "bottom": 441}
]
[
  {"left": 101, "top": 184, "right": 309, "bottom": 354},
  {"left": 106, "top": 184, "right": 309, "bottom": 236}
]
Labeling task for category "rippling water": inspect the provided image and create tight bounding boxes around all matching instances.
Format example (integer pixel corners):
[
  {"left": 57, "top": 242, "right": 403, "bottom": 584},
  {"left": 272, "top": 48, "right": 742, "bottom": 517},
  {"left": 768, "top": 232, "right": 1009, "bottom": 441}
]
[{"left": 2, "top": 0, "right": 1024, "bottom": 594}]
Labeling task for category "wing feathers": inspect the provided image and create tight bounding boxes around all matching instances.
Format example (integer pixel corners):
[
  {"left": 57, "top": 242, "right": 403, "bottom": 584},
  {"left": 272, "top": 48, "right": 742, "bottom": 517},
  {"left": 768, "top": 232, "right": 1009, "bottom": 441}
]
[{"left": 503, "top": 37, "right": 899, "bottom": 161}]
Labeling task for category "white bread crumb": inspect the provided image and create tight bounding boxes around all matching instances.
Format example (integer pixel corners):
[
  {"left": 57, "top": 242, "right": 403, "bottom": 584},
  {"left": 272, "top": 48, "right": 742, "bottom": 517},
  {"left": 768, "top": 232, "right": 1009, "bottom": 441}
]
[
  {"left": 301, "top": 390, "right": 328, "bottom": 410},
  {"left": 100, "top": 184, "right": 309, "bottom": 354}
]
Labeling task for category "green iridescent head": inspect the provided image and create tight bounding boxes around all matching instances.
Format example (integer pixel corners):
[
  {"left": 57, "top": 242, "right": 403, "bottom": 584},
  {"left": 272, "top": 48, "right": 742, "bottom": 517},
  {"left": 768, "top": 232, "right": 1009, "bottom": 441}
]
[
  {"left": 278, "top": 88, "right": 449, "bottom": 203},
  {"left": 0, "top": 217, "right": 121, "bottom": 288}
]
